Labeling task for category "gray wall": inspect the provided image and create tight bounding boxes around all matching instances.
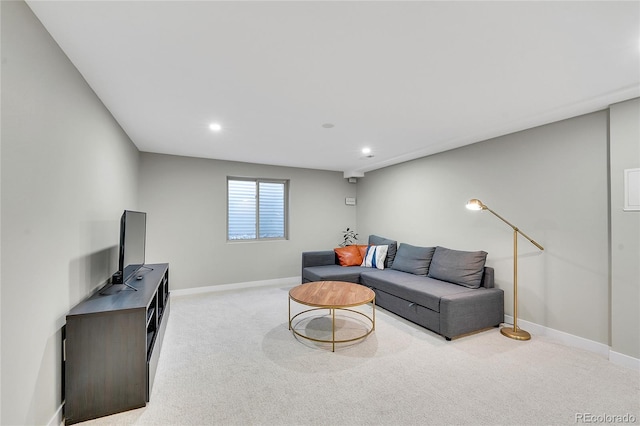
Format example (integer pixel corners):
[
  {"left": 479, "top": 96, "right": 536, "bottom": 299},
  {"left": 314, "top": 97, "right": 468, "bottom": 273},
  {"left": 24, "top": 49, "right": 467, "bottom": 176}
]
[
  {"left": 609, "top": 98, "right": 640, "bottom": 359},
  {"left": 1, "top": 2, "right": 140, "bottom": 424},
  {"left": 357, "top": 111, "right": 611, "bottom": 345},
  {"left": 139, "top": 152, "right": 357, "bottom": 290},
  {"left": 2, "top": 1, "right": 638, "bottom": 424}
]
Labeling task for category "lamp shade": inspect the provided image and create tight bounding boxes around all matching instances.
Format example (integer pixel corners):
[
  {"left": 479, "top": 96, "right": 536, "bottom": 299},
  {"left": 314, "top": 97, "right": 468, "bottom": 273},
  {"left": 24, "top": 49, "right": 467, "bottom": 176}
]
[{"left": 466, "top": 199, "right": 485, "bottom": 211}]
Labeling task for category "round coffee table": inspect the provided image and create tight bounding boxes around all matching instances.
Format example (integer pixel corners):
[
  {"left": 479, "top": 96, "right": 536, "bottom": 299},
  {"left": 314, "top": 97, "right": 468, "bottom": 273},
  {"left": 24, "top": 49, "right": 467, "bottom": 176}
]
[{"left": 288, "top": 281, "right": 375, "bottom": 352}]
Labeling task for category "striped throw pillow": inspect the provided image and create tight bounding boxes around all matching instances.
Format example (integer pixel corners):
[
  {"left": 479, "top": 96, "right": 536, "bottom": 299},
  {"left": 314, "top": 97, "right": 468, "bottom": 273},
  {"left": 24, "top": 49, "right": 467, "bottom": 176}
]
[{"left": 361, "top": 245, "right": 388, "bottom": 269}]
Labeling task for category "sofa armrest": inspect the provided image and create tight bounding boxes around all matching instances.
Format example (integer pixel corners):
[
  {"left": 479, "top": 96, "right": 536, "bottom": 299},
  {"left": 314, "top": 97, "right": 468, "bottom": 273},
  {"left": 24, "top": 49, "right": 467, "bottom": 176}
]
[
  {"left": 439, "top": 288, "right": 504, "bottom": 339},
  {"left": 301, "top": 250, "right": 337, "bottom": 277},
  {"left": 481, "top": 267, "right": 495, "bottom": 288}
]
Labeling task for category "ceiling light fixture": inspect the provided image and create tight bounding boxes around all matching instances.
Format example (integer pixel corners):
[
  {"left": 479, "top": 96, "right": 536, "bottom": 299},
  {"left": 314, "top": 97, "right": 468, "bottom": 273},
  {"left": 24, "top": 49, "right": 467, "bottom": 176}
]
[
  {"left": 322, "top": 123, "right": 335, "bottom": 129},
  {"left": 361, "top": 147, "right": 374, "bottom": 159},
  {"left": 209, "top": 123, "right": 222, "bottom": 132}
]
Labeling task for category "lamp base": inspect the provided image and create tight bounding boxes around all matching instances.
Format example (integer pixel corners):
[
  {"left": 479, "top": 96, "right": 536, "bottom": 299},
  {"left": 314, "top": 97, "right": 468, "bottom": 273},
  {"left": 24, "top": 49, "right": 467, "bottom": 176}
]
[{"left": 500, "top": 326, "right": 531, "bottom": 341}]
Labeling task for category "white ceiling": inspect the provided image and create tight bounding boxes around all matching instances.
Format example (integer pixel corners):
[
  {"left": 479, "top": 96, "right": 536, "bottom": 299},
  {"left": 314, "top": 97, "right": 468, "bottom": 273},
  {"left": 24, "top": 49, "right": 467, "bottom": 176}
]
[{"left": 26, "top": 1, "right": 640, "bottom": 177}]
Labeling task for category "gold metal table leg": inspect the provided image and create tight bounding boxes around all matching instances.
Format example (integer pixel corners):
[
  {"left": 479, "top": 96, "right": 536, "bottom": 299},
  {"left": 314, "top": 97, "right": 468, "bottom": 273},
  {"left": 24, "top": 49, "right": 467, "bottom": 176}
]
[
  {"left": 373, "top": 297, "right": 376, "bottom": 330},
  {"left": 332, "top": 308, "right": 336, "bottom": 352}
]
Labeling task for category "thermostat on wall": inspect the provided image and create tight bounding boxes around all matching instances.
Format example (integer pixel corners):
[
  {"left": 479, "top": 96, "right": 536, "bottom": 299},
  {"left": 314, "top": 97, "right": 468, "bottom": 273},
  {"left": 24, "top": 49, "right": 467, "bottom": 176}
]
[{"left": 345, "top": 197, "right": 356, "bottom": 206}]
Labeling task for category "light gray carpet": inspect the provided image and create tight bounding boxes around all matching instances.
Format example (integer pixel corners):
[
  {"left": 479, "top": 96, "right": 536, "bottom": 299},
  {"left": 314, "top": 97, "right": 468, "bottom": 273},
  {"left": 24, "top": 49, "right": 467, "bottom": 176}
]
[{"left": 80, "top": 284, "right": 640, "bottom": 425}]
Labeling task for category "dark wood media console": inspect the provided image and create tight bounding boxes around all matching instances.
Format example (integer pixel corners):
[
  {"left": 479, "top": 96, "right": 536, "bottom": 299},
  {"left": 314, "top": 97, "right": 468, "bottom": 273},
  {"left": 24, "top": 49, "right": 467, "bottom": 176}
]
[{"left": 64, "top": 263, "right": 170, "bottom": 424}]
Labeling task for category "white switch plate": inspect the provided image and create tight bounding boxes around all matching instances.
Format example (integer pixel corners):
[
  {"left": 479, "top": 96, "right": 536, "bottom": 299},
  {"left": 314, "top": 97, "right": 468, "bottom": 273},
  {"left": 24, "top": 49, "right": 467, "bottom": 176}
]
[{"left": 345, "top": 197, "right": 356, "bottom": 205}]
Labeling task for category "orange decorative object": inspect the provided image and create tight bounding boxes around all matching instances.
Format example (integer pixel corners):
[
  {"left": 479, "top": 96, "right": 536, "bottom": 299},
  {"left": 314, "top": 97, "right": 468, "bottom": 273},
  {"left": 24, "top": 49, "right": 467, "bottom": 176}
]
[{"left": 334, "top": 245, "right": 363, "bottom": 266}]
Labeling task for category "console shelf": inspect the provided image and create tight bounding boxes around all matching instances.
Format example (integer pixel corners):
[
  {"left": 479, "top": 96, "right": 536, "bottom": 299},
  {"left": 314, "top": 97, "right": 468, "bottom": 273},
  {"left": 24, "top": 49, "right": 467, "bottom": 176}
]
[{"left": 64, "top": 263, "right": 170, "bottom": 425}]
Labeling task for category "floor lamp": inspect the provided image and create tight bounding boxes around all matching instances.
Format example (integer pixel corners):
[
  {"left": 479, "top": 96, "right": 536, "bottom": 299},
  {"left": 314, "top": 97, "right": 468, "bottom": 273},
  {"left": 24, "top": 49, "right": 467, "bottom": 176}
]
[{"left": 466, "top": 198, "right": 544, "bottom": 341}]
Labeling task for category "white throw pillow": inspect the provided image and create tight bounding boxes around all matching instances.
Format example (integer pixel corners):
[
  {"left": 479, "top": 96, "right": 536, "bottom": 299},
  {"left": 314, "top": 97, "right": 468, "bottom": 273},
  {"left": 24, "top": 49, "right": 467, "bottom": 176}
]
[{"left": 361, "top": 245, "right": 388, "bottom": 270}]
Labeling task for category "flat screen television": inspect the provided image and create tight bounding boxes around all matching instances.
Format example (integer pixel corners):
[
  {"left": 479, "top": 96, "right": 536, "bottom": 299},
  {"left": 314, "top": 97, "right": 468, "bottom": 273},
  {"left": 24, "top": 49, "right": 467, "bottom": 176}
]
[
  {"left": 101, "top": 210, "right": 147, "bottom": 294},
  {"left": 118, "top": 210, "right": 147, "bottom": 284}
]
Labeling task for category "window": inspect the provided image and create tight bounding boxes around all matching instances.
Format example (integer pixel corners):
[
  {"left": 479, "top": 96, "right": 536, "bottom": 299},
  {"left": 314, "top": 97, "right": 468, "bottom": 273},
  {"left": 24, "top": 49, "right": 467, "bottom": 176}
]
[{"left": 227, "top": 178, "right": 289, "bottom": 241}]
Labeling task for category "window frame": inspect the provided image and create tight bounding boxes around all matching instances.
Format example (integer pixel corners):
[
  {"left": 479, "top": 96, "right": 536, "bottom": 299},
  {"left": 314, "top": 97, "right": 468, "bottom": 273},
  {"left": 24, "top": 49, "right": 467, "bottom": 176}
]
[{"left": 226, "top": 176, "right": 290, "bottom": 242}]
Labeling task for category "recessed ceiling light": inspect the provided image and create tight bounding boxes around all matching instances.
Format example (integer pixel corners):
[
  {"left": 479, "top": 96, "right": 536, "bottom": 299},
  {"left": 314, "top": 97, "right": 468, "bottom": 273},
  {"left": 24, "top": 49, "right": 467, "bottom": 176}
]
[
  {"left": 209, "top": 123, "right": 222, "bottom": 132},
  {"left": 362, "top": 147, "right": 371, "bottom": 155}
]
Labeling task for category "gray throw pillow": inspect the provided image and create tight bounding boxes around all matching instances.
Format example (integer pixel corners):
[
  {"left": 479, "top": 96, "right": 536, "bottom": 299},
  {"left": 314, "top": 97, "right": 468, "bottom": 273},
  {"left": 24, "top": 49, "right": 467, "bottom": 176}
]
[
  {"left": 391, "top": 244, "right": 436, "bottom": 276},
  {"left": 427, "top": 246, "right": 488, "bottom": 288},
  {"left": 369, "top": 235, "right": 397, "bottom": 268}
]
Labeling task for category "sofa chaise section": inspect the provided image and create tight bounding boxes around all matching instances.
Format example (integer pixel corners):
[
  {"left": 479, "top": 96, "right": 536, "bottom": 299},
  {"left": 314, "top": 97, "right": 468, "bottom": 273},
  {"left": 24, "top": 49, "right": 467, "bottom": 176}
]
[
  {"left": 360, "top": 268, "right": 503, "bottom": 339},
  {"left": 300, "top": 236, "right": 504, "bottom": 340}
]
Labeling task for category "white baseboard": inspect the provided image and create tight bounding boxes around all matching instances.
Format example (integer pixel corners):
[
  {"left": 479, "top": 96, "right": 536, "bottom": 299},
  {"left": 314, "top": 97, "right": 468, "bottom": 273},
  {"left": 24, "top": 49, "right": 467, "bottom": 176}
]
[
  {"left": 504, "top": 315, "right": 639, "bottom": 370},
  {"left": 610, "top": 350, "right": 640, "bottom": 371},
  {"left": 504, "top": 315, "right": 610, "bottom": 357},
  {"left": 171, "top": 276, "right": 301, "bottom": 297},
  {"left": 47, "top": 402, "right": 64, "bottom": 426}
]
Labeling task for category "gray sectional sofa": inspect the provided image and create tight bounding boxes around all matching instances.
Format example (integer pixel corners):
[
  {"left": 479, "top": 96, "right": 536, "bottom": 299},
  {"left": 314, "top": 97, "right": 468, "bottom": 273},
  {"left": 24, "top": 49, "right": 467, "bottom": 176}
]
[{"left": 301, "top": 235, "right": 504, "bottom": 340}]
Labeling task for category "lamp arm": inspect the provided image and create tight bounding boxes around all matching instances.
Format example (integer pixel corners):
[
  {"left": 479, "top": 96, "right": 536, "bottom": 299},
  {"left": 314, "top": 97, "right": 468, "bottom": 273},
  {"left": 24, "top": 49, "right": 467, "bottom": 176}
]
[
  {"left": 515, "top": 228, "right": 545, "bottom": 251},
  {"left": 485, "top": 207, "right": 544, "bottom": 251}
]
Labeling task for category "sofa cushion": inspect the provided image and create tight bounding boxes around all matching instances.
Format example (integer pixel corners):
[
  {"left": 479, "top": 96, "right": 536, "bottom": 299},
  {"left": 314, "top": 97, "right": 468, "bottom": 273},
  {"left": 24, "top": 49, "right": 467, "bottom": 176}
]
[
  {"left": 303, "top": 265, "right": 373, "bottom": 284},
  {"left": 361, "top": 245, "right": 388, "bottom": 269},
  {"left": 334, "top": 245, "right": 363, "bottom": 266},
  {"left": 391, "top": 244, "right": 436, "bottom": 276},
  {"left": 360, "top": 270, "right": 475, "bottom": 312},
  {"left": 427, "top": 246, "right": 488, "bottom": 289},
  {"left": 369, "top": 235, "right": 397, "bottom": 268}
]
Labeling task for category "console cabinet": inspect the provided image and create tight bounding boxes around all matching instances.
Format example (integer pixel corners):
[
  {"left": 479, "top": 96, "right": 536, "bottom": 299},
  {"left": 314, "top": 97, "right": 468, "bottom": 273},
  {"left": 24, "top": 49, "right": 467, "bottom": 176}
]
[{"left": 64, "top": 263, "right": 170, "bottom": 425}]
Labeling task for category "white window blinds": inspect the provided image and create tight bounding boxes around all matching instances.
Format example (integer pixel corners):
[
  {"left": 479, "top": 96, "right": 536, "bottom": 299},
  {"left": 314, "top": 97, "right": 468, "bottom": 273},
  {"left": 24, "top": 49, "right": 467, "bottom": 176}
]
[{"left": 228, "top": 178, "right": 288, "bottom": 241}]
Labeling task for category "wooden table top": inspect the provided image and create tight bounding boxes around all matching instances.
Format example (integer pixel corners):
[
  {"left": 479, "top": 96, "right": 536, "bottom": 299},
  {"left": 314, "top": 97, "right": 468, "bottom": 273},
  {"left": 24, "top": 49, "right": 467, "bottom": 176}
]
[{"left": 289, "top": 281, "right": 375, "bottom": 308}]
